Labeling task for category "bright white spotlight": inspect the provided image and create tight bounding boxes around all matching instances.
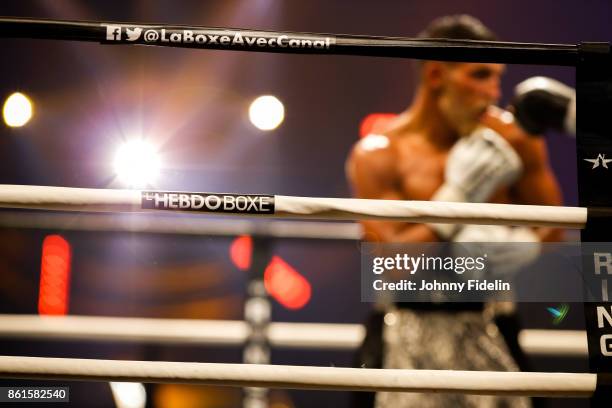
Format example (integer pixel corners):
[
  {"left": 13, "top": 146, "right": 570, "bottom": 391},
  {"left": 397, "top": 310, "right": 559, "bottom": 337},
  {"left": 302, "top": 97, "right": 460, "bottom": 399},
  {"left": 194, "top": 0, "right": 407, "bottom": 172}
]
[
  {"left": 3, "top": 92, "right": 33, "bottom": 127},
  {"left": 248, "top": 95, "right": 285, "bottom": 131},
  {"left": 113, "top": 139, "right": 161, "bottom": 188},
  {"left": 109, "top": 382, "right": 146, "bottom": 408}
]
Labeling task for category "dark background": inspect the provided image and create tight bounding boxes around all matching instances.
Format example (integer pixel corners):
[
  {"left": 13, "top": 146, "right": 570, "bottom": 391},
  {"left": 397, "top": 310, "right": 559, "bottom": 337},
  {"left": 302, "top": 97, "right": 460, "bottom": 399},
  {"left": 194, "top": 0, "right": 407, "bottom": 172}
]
[{"left": 0, "top": 1, "right": 610, "bottom": 407}]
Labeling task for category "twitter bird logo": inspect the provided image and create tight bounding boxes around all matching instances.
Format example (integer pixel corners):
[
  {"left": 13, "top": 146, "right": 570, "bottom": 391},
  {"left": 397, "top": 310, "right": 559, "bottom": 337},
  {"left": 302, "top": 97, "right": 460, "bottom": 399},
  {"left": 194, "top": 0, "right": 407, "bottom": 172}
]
[{"left": 126, "top": 27, "right": 143, "bottom": 41}]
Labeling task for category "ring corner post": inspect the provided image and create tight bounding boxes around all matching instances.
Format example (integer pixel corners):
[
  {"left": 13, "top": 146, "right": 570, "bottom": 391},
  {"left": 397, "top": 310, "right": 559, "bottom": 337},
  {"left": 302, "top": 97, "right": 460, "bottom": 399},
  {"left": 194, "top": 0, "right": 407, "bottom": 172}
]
[
  {"left": 243, "top": 236, "right": 273, "bottom": 408},
  {"left": 576, "top": 41, "right": 612, "bottom": 406}
]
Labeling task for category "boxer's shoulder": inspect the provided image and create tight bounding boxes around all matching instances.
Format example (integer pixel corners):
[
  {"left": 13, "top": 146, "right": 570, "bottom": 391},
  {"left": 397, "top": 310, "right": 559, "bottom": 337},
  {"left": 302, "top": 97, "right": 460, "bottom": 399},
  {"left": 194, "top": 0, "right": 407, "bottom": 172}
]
[
  {"left": 359, "top": 113, "right": 399, "bottom": 137},
  {"left": 348, "top": 135, "right": 398, "bottom": 184}
]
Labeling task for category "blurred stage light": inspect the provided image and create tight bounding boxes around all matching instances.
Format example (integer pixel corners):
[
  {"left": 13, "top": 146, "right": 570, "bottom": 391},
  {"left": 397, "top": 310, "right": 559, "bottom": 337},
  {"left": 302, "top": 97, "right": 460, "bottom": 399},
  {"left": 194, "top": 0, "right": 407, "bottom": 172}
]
[
  {"left": 230, "top": 235, "right": 253, "bottom": 271},
  {"left": 39, "top": 235, "right": 71, "bottom": 316},
  {"left": 3, "top": 92, "right": 33, "bottom": 127},
  {"left": 110, "top": 382, "right": 146, "bottom": 408},
  {"left": 113, "top": 139, "right": 161, "bottom": 188},
  {"left": 248, "top": 95, "right": 285, "bottom": 131},
  {"left": 264, "top": 256, "right": 311, "bottom": 310}
]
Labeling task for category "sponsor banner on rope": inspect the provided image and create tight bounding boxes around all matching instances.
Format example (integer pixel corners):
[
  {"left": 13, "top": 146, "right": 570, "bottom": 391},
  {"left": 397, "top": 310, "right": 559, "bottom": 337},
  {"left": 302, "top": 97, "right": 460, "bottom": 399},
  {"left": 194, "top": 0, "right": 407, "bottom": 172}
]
[
  {"left": 102, "top": 24, "right": 335, "bottom": 51},
  {"left": 141, "top": 191, "right": 274, "bottom": 214},
  {"left": 361, "top": 242, "right": 612, "bottom": 303}
]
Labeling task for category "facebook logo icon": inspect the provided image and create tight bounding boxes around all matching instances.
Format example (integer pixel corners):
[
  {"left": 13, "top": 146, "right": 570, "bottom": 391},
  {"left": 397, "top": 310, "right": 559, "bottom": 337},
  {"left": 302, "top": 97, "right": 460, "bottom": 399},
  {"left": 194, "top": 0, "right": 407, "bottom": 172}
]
[{"left": 105, "top": 25, "right": 122, "bottom": 41}]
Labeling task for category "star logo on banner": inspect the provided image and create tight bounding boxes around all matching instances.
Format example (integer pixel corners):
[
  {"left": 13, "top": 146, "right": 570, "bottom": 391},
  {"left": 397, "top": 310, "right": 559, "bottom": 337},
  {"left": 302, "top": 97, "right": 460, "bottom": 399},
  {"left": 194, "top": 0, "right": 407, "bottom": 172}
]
[{"left": 584, "top": 154, "right": 612, "bottom": 169}]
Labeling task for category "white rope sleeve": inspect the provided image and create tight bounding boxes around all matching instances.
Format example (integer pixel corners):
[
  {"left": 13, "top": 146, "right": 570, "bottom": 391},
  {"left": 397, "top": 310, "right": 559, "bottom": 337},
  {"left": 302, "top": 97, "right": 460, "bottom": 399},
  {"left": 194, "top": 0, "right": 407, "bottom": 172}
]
[
  {"left": 0, "top": 185, "right": 588, "bottom": 228},
  {"left": 0, "top": 212, "right": 363, "bottom": 240},
  {"left": 0, "top": 185, "right": 140, "bottom": 212},
  {"left": 0, "top": 356, "right": 596, "bottom": 397},
  {"left": 274, "top": 195, "right": 586, "bottom": 227},
  {"left": 518, "top": 329, "right": 588, "bottom": 357},
  {"left": 0, "top": 315, "right": 588, "bottom": 356}
]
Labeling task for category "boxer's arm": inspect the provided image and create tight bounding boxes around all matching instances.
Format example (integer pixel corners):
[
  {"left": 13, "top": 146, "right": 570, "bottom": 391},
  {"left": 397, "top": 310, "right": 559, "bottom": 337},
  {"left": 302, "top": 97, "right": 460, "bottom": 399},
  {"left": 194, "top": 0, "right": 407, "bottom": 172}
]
[
  {"left": 346, "top": 138, "right": 439, "bottom": 242},
  {"left": 481, "top": 110, "right": 563, "bottom": 241},
  {"left": 511, "top": 137, "right": 563, "bottom": 241}
]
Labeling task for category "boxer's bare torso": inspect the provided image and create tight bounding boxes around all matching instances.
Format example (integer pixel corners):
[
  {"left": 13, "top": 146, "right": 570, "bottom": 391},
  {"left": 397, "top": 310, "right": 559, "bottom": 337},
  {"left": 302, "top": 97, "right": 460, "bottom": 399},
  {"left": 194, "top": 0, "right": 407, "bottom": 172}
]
[{"left": 346, "top": 110, "right": 563, "bottom": 242}]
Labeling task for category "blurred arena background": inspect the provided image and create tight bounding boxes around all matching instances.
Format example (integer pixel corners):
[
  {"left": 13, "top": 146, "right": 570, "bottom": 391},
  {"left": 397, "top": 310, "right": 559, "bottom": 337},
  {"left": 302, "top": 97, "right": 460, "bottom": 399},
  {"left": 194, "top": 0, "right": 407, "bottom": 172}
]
[{"left": 1, "top": 1, "right": 611, "bottom": 407}]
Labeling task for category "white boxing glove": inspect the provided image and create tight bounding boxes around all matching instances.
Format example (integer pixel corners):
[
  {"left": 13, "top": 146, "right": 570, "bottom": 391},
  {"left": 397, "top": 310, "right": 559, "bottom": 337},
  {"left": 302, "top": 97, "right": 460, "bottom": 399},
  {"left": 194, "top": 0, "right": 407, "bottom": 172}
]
[
  {"left": 434, "top": 127, "right": 523, "bottom": 203},
  {"left": 429, "top": 127, "right": 523, "bottom": 239},
  {"left": 452, "top": 225, "right": 541, "bottom": 279}
]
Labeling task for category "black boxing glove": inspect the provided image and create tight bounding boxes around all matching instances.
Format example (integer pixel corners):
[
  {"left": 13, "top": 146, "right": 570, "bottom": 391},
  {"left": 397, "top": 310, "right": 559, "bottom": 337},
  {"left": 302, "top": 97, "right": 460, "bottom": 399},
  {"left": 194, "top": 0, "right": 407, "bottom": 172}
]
[{"left": 512, "top": 76, "right": 576, "bottom": 136}]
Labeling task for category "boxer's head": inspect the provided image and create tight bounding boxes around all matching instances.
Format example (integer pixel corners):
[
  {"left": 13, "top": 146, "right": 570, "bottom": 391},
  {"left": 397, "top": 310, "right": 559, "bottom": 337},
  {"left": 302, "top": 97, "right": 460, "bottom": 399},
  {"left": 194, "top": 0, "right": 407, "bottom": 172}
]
[{"left": 418, "top": 15, "right": 504, "bottom": 135}]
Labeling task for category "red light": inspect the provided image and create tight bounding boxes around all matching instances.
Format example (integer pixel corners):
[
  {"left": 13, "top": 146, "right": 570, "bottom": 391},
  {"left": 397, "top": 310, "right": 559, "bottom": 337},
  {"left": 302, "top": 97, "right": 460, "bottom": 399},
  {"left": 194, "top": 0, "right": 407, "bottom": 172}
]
[
  {"left": 359, "top": 113, "right": 397, "bottom": 138},
  {"left": 264, "top": 256, "right": 311, "bottom": 310},
  {"left": 39, "top": 235, "right": 71, "bottom": 315},
  {"left": 230, "top": 235, "right": 252, "bottom": 271}
]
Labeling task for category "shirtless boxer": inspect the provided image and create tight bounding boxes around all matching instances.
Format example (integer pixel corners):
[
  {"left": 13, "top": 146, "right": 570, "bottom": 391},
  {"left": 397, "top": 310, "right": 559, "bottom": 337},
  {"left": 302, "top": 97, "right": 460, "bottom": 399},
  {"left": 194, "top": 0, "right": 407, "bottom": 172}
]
[{"left": 346, "top": 15, "right": 562, "bottom": 408}]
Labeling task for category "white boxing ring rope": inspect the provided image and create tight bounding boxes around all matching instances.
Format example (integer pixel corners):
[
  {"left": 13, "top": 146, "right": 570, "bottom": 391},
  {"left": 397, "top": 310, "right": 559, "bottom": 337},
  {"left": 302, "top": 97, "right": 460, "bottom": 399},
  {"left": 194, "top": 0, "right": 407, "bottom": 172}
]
[
  {"left": 0, "top": 201, "right": 589, "bottom": 357},
  {"left": 0, "top": 185, "right": 596, "bottom": 397},
  {"left": 0, "top": 184, "right": 589, "bottom": 228},
  {"left": 0, "top": 211, "right": 363, "bottom": 240},
  {"left": 518, "top": 329, "right": 588, "bottom": 357},
  {"left": 0, "top": 203, "right": 588, "bottom": 358},
  {"left": 0, "top": 315, "right": 588, "bottom": 357},
  {"left": 0, "top": 355, "right": 597, "bottom": 397}
]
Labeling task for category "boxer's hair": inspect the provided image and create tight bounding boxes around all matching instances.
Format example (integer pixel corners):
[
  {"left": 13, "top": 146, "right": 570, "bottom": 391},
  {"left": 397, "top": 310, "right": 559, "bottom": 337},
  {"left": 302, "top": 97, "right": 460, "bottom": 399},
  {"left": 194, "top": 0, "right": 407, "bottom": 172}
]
[
  {"left": 418, "top": 14, "right": 497, "bottom": 41},
  {"left": 413, "top": 15, "right": 498, "bottom": 75}
]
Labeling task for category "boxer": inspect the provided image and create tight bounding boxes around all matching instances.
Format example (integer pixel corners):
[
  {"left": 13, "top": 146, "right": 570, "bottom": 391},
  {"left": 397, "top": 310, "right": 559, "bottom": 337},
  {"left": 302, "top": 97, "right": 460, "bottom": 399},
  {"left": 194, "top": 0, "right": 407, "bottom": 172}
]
[{"left": 346, "top": 15, "right": 563, "bottom": 408}]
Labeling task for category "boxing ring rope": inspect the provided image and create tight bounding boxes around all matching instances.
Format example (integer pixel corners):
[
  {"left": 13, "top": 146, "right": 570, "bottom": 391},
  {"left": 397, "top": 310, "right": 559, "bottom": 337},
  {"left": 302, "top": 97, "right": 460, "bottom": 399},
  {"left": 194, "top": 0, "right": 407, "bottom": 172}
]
[
  {"left": 0, "top": 355, "right": 596, "bottom": 397},
  {"left": 0, "top": 15, "right": 609, "bottom": 404},
  {"left": 0, "top": 186, "right": 591, "bottom": 358},
  {"left": 518, "top": 329, "right": 588, "bottom": 357},
  {"left": 0, "top": 211, "right": 362, "bottom": 240},
  {"left": 0, "top": 315, "right": 588, "bottom": 357},
  {"left": 0, "top": 315, "right": 361, "bottom": 349},
  {"left": 0, "top": 184, "right": 601, "bottom": 228},
  {"left": 0, "top": 17, "right": 591, "bottom": 66}
]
